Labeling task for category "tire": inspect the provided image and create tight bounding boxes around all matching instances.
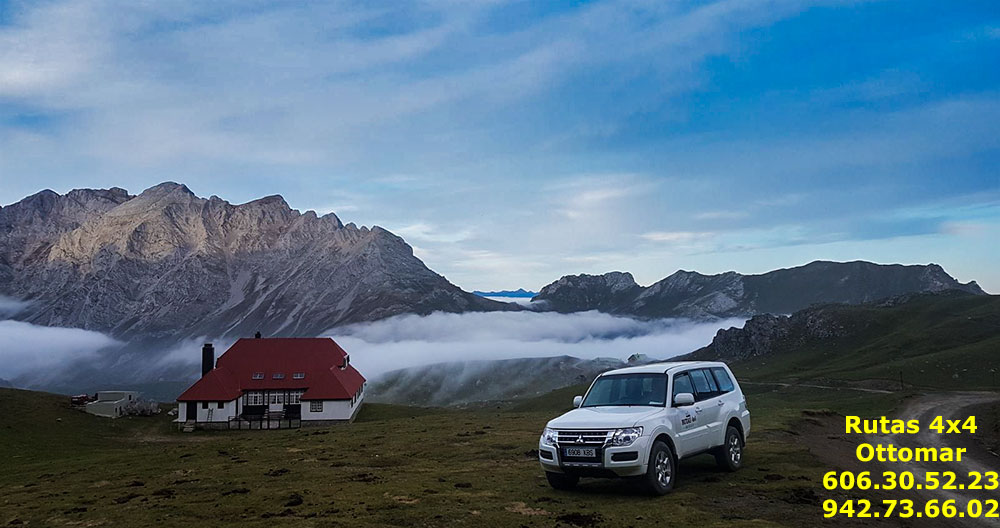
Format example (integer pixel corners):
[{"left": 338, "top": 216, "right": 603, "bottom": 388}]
[
  {"left": 715, "top": 425, "right": 743, "bottom": 472},
  {"left": 642, "top": 440, "right": 675, "bottom": 495},
  {"left": 545, "top": 471, "right": 579, "bottom": 490}
]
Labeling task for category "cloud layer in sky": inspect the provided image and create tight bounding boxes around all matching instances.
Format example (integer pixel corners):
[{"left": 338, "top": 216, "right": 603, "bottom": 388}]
[
  {"left": 0, "top": 319, "right": 119, "bottom": 379},
  {"left": 0, "top": 0, "right": 998, "bottom": 291},
  {"left": 326, "top": 311, "right": 743, "bottom": 380}
]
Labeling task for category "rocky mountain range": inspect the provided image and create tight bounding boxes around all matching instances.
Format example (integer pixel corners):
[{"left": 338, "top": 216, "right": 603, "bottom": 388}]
[
  {"left": 0, "top": 182, "right": 512, "bottom": 342},
  {"left": 533, "top": 260, "right": 984, "bottom": 319},
  {"left": 472, "top": 288, "right": 537, "bottom": 298}
]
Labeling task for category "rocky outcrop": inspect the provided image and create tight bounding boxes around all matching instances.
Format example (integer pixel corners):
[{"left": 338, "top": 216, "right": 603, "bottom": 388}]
[
  {"left": 1, "top": 182, "right": 514, "bottom": 341},
  {"left": 685, "top": 301, "right": 877, "bottom": 361},
  {"left": 533, "top": 272, "right": 642, "bottom": 312},
  {"left": 532, "top": 260, "right": 985, "bottom": 319}
]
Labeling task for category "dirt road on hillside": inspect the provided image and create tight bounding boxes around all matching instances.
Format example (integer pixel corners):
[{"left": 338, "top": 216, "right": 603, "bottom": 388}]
[{"left": 868, "top": 392, "right": 1000, "bottom": 528}]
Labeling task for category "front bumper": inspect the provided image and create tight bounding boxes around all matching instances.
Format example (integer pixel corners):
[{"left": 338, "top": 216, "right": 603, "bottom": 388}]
[{"left": 538, "top": 434, "right": 651, "bottom": 478}]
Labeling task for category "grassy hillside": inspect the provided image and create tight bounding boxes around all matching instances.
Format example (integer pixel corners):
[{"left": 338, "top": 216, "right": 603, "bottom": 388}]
[
  {"left": 1, "top": 385, "right": 911, "bottom": 528},
  {"left": 693, "top": 292, "right": 1000, "bottom": 390},
  {"left": 369, "top": 356, "right": 621, "bottom": 407}
]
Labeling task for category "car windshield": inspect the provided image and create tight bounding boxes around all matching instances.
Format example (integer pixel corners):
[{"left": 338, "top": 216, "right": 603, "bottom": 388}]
[{"left": 581, "top": 374, "right": 667, "bottom": 407}]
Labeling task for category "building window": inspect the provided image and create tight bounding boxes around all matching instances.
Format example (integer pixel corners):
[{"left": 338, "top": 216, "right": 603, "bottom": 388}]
[
  {"left": 269, "top": 392, "right": 284, "bottom": 405},
  {"left": 310, "top": 401, "right": 323, "bottom": 413},
  {"left": 272, "top": 373, "right": 285, "bottom": 380},
  {"left": 201, "top": 402, "right": 208, "bottom": 409},
  {"left": 293, "top": 372, "right": 305, "bottom": 379},
  {"left": 217, "top": 401, "right": 224, "bottom": 409},
  {"left": 244, "top": 391, "right": 264, "bottom": 406},
  {"left": 252, "top": 372, "right": 264, "bottom": 380},
  {"left": 287, "top": 390, "right": 304, "bottom": 404}
]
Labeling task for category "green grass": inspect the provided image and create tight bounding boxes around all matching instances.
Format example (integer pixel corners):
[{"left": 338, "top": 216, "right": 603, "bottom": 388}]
[
  {"left": 507, "top": 383, "right": 590, "bottom": 413},
  {"left": 0, "top": 384, "right": 909, "bottom": 528},
  {"left": 728, "top": 293, "right": 1000, "bottom": 390}
]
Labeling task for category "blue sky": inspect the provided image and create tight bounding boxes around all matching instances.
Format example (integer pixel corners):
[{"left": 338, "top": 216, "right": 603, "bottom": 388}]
[{"left": 0, "top": 0, "right": 998, "bottom": 292}]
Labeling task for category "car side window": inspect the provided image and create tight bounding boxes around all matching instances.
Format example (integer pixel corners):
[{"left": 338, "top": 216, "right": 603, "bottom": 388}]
[
  {"left": 672, "top": 372, "right": 693, "bottom": 399},
  {"left": 711, "top": 367, "right": 735, "bottom": 393},
  {"left": 688, "top": 369, "right": 714, "bottom": 401},
  {"left": 701, "top": 368, "right": 719, "bottom": 395}
]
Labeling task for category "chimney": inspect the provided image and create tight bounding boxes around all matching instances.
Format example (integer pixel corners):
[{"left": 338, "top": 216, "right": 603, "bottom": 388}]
[
  {"left": 201, "top": 343, "right": 215, "bottom": 377},
  {"left": 340, "top": 354, "right": 349, "bottom": 370},
  {"left": 255, "top": 331, "right": 261, "bottom": 339}
]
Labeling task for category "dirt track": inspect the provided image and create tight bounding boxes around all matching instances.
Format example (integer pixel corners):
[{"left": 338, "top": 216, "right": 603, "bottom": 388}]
[{"left": 867, "top": 392, "right": 1000, "bottom": 528}]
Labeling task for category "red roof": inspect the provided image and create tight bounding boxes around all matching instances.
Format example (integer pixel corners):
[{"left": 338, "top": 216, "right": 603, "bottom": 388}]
[{"left": 177, "top": 338, "right": 365, "bottom": 402}]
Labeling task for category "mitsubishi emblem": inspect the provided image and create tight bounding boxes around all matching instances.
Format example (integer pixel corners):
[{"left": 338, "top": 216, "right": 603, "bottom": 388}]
[{"left": 575, "top": 436, "right": 584, "bottom": 444}]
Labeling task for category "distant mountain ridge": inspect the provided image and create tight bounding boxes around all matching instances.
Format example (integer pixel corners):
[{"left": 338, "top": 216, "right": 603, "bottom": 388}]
[
  {"left": 680, "top": 290, "right": 1000, "bottom": 390},
  {"left": 472, "top": 288, "right": 537, "bottom": 298},
  {"left": 533, "top": 260, "right": 984, "bottom": 319},
  {"left": 0, "top": 182, "right": 513, "bottom": 341}
]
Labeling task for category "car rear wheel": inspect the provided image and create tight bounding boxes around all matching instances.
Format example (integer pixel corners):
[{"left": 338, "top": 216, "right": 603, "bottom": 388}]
[
  {"left": 715, "top": 425, "right": 743, "bottom": 471},
  {"left": 545, "top": 471, "right": 579, "bottom": 490},
  {"left": 642, "top": 440, "right": 675, "bottom": 495}
]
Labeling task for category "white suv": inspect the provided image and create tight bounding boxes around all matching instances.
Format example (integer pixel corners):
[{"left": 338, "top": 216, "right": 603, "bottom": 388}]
[{"left": 538, "top": 361, "right": 750, "bottom": 495}]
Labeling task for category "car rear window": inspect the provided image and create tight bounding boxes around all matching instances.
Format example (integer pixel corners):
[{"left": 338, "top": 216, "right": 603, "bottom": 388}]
[{"left": 711, "top": 367, "right": 735, "bottom": 393}]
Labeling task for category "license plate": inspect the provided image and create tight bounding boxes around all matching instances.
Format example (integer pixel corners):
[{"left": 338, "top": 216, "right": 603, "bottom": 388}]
[{"left": 563, "top": 447, "right": 596, "bottom": 458}]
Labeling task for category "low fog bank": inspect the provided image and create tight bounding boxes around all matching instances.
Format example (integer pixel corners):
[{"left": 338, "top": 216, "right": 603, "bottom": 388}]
[
  {"left": 0, "top": 310, "right": 742, "bottom": 401},
  {"left": 370, "top": 355, "right": 625, "bottom": 407},
  {"left": 0, "top": 295, "right": 31, "bottom": 317},
  {"left": 0, "top": 320, "right": 120, "bottom": 380},
  {"left": 328, "top": 310, "right": 742, "bottom": 381}
]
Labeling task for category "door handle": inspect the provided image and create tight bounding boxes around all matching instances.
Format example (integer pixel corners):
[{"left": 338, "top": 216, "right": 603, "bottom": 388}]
[
  {"left": 694, "top": 406, "right": 703, "bottom": 413},
  {"left": 717, "top": 400, "right": 724, "bottom": 406}
]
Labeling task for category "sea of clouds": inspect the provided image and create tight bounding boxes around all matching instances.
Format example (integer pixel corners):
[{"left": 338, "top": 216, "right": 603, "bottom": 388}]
[
  {"left": 0, "top": 295, "right": 743, "bottom": 389},
  {"left": 325, "top": 310, "right": 744, "bottom": 380},
  {"left": 0, "top": 320, "right": 120, "bottom": 380}
]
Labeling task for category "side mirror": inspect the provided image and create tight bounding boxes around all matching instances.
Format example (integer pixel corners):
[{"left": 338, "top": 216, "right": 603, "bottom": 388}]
[
  {"left": 673, "top": 393, "right": 695, "bottom": 406},
  {"left": 572, "top": 396, "right": 583, "bottom": 408}
]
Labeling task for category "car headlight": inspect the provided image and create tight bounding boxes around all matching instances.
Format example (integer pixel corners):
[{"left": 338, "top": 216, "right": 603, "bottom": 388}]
[
  {"left": 610, "top": 427, "right": 643, "bottom": 447},
  {"left": 541, "top": 427, "right": 558, "bottom": 447}
]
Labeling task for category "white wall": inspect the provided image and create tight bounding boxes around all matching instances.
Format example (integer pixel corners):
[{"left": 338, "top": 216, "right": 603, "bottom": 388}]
[
  {"left": 86, "top": 391, "right": 140, "bottom": 418},
  {"left": 301, "top": 393, "right": 364, "bottom": 421},
  {"left": 177, "top": 400, "right": 238, "bottom": 422},
  {"left": 177, "top": 385, "right": 365, "bottom": 423}
]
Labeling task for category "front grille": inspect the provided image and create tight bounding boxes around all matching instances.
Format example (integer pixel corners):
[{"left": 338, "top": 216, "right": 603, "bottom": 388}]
[{"left": 555, "top": 430, "right": 612, "bottom": 447}]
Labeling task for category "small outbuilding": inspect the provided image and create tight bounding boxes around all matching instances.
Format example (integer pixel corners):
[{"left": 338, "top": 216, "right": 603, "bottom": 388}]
[
  {"left": 175, "top": 336, "right": 366, "bottom": 430},
  {"left": 85, "top": 391, "right": 141, "bottom": 418}
]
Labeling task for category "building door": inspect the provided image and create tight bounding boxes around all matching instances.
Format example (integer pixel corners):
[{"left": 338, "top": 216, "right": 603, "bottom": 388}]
[{"left": 186, "top": 402, "right": 197, "bottom": 421}]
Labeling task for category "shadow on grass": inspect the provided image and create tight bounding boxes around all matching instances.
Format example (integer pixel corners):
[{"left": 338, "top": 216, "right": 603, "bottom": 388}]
[{"left": 555, "top": 453, "right": 733, "bottom": 497}]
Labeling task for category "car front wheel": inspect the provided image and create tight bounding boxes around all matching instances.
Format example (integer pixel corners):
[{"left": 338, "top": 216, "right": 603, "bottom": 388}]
[{"left": 642, "top": 440, "right": 675, "bottom": 495}]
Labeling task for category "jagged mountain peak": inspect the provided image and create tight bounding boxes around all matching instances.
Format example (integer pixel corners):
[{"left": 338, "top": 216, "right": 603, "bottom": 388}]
[
  {"left": 2, "top": 183, "right": 515, "bottom": 342},
  {"left": 141, "top": 181, "right": 194, "bottom": 196}
]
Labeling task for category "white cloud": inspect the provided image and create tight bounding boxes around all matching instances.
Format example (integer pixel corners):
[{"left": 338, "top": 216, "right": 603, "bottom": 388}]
[
  {"left": 0, "top": 320, "right": 120, "bottom": 379},
  {"left": 392, "top": 222, "right": 475, "bottom": 243},
  {"left": 640, "top": 231, "right": 712, "bottom": 243},
  {"left": 324, "top": 310, "right": 742, "bottom": 380},
  {"left": 0, "top": 296, "right": 31, "bottom": 317},
  {"left": 695, "top": 210, "right": 749, "bottom": 220}
]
